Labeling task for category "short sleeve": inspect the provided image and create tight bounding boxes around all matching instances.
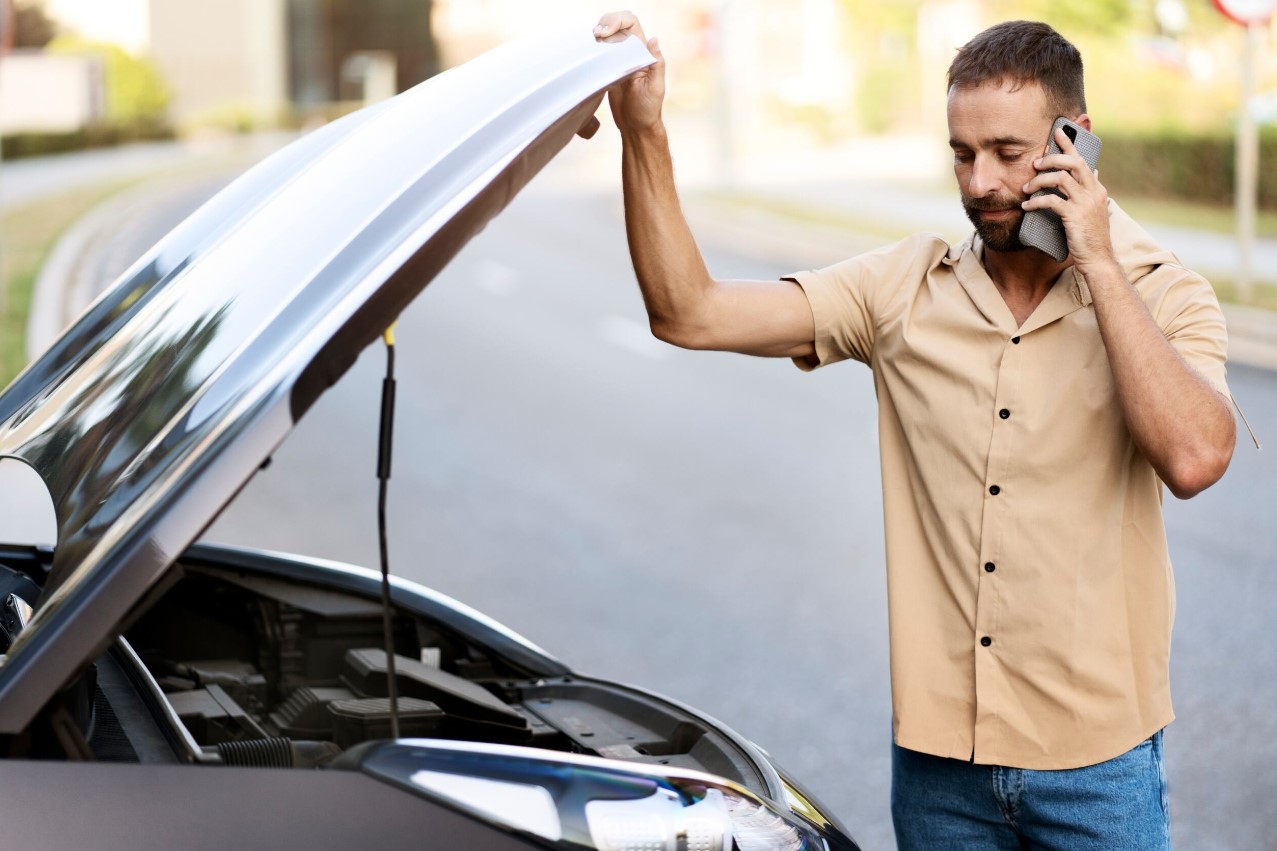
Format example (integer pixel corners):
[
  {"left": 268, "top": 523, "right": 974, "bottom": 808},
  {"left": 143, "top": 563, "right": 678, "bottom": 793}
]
[
  {"left": 782, "top": 234, "right": 946, "bottom": 372},
  {"left": 1149, "top": 269, "right": 1230, "bottom": 398}
]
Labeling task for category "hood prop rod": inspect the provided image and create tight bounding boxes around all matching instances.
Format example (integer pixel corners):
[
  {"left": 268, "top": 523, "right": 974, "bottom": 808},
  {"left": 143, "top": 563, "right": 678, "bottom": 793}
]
[{"left": 377, "top": 323, "right": 401, "bottom": 740}]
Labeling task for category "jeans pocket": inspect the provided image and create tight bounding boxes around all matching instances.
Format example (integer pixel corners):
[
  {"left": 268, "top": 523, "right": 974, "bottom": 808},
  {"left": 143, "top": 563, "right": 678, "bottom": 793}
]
[{"left": 1151, "top": 730, "right": 1169, "bottom": 822}]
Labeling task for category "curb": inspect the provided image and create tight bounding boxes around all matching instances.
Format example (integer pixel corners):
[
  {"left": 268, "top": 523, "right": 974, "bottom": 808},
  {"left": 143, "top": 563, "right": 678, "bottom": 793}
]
[
  {"left": 25, "top": 170, "right": 247, "bottom": 360},
  {"left": 22, "top": 134, "right": 295, "bottom": 360},
  {"left": 27, "top": 185, "right": 150, "bottom": 361}
]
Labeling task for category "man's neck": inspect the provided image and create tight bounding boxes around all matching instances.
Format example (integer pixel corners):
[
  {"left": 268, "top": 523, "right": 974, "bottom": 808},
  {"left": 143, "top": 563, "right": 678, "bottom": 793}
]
[{"left": 982, "top": 245, "right": 1071, "bottom": 326}]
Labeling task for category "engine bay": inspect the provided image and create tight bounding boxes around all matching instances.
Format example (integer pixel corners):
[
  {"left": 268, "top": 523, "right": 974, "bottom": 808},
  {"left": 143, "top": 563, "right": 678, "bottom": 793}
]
[{"left": 102, "top": 559, "right": 767, "bottom": 793}]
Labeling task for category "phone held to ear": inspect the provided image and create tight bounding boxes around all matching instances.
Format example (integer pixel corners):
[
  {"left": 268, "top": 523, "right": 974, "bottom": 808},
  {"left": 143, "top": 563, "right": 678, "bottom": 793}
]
[{"left": 1018, "top": 116, "right": 1102, "bottom": 262}]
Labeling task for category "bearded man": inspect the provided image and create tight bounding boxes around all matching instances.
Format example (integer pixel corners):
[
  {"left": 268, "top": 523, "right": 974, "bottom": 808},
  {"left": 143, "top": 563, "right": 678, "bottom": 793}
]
[{"left": 594, "top": 12, "right": 1235, "bottom": 849}]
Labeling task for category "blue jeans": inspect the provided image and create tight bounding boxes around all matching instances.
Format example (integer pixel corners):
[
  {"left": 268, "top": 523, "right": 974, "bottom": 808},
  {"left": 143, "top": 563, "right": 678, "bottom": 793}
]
[{"left": 891, "top": 731, "right": 1170, "bottom": 850}]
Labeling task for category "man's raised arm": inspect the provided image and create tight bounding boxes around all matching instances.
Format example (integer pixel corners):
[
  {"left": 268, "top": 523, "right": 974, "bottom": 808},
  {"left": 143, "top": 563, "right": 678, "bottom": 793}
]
[{"left": 594, "top": 11, "right": 816, "bottom": 359}]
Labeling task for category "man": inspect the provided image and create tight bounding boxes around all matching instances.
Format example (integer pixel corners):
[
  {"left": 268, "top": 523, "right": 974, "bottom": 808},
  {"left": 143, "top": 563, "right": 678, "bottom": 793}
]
[{"left": 594, "top": 11, "right": 1236, "bottom": 850}]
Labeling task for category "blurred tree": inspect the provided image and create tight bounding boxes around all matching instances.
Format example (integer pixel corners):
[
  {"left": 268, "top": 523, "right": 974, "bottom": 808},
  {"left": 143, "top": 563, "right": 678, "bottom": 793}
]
[
  {"left": 13, "top": 0, "right": 58, "bottom": 48},
  {"left": 841, "top": 0, "right": 923, "bottom": 132},
  {"left": 834, "top": 0, "right": 1256, "bottom": 137},
  {"left": 47, "top": 35, "right": 169, "bottom": 128},
  {"left": 985, "top": 0, "right": 1132, "bottom": 34},
  {"left": 842, "top": 0, "right": 922, "bottom": 33}
]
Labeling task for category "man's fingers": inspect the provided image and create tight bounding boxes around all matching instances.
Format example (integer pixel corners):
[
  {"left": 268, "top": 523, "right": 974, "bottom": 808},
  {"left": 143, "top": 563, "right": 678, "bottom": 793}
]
[
  {"left": 1038, "top": 127, "right": 1096, "bottom": 184},
  {"left": 1035, "top": 153, "right": 1089, "bottom": 184},
  {"left": 1021, "top": 192, "right": 1065, "bottom": 214},
  {"left": 594, "top": 10, "right": 635, "bottom": 33},
  {"left": 1023, "top": 169, "right": 1076, "bottom": 197},
  {"left": 594, "top": 10, "right": 643, "bottom": 42},
  {"left": 594, "top": 12, "right": 660, "bottom": 67},
  {"left": 1055, "top": 126, "right": 1076, "bottom": 154}
]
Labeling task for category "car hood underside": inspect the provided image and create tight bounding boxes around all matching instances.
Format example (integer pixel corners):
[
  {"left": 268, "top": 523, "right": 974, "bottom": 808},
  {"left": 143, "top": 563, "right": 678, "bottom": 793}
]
[{"left": 0, "top": 27, "right": 655, "bottom": 735}]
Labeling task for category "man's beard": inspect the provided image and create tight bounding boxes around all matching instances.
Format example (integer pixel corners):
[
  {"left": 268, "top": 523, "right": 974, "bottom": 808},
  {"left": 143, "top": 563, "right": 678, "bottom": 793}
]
[{"left": 963, "top": 193, "right": 1029, "bottom": 253}]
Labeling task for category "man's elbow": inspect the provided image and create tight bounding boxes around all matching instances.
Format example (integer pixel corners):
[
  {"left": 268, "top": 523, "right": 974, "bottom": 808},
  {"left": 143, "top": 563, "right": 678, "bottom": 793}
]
[
  {"left": 1164, "top": 439, "right": 1234, "bottom": 500},
  {"left": 650, "top": 317, "right": 713, "bottom": 350}
]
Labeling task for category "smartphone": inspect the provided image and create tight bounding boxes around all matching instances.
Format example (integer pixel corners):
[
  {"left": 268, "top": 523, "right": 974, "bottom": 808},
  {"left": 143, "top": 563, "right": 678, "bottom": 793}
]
[{"left": 1018, "top": 117, "right": 1102, "bottom": 262}]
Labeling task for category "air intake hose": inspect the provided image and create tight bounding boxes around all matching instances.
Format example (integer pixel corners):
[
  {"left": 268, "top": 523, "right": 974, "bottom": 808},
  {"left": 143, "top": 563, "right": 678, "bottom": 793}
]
[{"left": 215, "top": 737, "right": 342, "bottom": 768}]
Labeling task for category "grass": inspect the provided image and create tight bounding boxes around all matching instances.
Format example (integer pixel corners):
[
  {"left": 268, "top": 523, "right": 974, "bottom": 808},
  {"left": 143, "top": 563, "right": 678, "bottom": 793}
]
[
  {"left": 0, "top": 179, "right": 142, "bottom": 385},
  {"left": 1204, "top": 277, "right": 1277, "bottom": 312},
  {"left": 0, "top": 141, "right": 270, "bottom": 387},
  {"left": 1118, "top": 196, "right": 1277, "bottom": 240}
]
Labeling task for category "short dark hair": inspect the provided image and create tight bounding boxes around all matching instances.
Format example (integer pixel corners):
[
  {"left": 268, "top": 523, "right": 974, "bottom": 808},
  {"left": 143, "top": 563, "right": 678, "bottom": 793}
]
[{"left": 947, "top": 20, "right": 1086, "bottom": 117}]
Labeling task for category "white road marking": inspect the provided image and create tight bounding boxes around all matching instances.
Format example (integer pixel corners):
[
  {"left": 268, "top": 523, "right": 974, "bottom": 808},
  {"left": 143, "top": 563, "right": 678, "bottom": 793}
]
[
  {"left": 598, "top": 315, "right": 671, "bottom": 360},
  {"left": 473, "top": 258, "right": 519, "bottom": 295}
]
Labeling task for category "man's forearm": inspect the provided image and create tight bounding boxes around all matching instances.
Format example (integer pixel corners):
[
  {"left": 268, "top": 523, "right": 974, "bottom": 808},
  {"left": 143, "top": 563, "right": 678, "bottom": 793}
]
[
  {"left": 620, "top": 122, "right": 715, "bottom": 345},
  {"left": 1084, "top": 260, "right": 1235, "bottom": 498}
]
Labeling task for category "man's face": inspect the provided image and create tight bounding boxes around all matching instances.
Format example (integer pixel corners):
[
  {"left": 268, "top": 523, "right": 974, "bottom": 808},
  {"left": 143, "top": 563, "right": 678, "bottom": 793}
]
[{"left": 947, "top": 80, "right": 1054, "bottom": 253}]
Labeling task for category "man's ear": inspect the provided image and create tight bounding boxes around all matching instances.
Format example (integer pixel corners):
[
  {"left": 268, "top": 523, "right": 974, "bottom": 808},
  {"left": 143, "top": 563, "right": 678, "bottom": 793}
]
[{"left": 1075, "top": 113, "right": 1093, "bottom": 132}]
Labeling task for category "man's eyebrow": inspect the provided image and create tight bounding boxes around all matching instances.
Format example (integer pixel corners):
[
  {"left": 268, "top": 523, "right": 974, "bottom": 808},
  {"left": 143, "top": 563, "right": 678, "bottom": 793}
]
[{"left": 948, "top": 135, "right": 1037, "bottom": 149}]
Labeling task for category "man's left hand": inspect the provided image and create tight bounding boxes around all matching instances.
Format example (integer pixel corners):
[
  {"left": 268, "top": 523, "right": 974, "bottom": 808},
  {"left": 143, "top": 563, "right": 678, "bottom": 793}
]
[{"left": 1021, "top": 126, "right": 1115, "bottom": 273}]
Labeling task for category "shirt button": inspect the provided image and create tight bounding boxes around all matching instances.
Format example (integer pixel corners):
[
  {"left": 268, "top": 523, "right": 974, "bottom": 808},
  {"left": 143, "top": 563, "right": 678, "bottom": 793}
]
[
  {"left": 1011, "top": 336, "right": 1021, "bottom": 344},
  {"left": 981, "top": 636, "right": 993, "bottom": 647},
  {"left": 999, "top": 408, "right": 1010, "bottom": 419},
  {"left": 989, "top": 485, "right": 1001, "bottom": 495},
  {"left": 984, "top": 562, "right": 996, "bottom": 573}
]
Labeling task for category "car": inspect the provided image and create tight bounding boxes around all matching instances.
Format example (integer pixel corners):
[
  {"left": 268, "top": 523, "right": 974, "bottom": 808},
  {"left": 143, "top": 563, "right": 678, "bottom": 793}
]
[{"left": 0, "top": 25, "right": 861, "bottom": 851}]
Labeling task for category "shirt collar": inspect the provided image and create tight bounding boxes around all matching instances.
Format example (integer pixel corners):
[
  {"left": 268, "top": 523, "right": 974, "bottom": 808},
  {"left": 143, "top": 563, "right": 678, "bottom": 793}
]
[{"left": 943, "top": 199, "right": 1168, "bottom": 334}]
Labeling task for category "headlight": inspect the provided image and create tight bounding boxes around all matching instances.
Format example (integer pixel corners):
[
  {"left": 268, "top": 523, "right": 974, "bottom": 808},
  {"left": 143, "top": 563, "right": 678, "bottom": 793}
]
[
  {"left": 587, "top": 784, "right": 815, "bottom": 851},
  {"left": 360, "top": 740, "right": 829, "bottom": 851}
]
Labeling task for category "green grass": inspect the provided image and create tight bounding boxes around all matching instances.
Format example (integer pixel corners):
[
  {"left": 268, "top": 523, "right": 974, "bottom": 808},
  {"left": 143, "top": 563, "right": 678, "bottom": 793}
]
[
  {"left": 1203, "top": 277, "right": 1277, "bottom": 311},
  {"left": 0, "top": 180, "right": 143, "bottom": 385},
  {"left": 0, "top": 143, "right": 274, "bottom": 387},
  {"left": 1118, "top": 197, "right": 1277, "bottom": 239}
]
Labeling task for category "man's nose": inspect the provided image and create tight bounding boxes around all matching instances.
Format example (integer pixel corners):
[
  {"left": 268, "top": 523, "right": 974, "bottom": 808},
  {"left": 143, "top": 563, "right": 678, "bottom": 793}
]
[{"left": 967, "top": 155, "right": 1001, "bottom": 197}]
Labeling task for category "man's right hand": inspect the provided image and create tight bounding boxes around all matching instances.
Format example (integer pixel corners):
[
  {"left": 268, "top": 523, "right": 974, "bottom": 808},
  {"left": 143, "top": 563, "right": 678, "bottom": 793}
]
[{"left": 594, "top": 11, "right": 664, "bottom": 135}]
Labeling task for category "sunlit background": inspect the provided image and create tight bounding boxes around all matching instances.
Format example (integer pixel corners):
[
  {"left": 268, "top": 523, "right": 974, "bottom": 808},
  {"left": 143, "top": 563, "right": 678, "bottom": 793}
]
[
  {"left": 0, "top": 4, "right": 1273, "bottom": 850},
  {"left": 5, "top": 1, "right": 1276, "bottom": 294},
  {"left": 0, "top": 2, "right": 1272, "bottom": 174}
]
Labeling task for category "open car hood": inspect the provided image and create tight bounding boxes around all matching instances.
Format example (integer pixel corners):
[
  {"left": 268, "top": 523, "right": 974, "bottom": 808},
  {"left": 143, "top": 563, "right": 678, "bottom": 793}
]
[{"left": 0, "top": 27, "right": 654, "bottom": 733}]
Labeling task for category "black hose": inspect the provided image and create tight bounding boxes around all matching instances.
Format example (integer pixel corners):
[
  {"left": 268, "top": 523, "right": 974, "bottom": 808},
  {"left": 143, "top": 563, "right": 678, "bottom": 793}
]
[
  {"left": 215, "top": 737, "right": 343, "bottom": 768},
  {"left": 216, "top": 737, "right": 293, "bottom": 768},
  {"left": 377, "top": 332, "right": 400, "bottom": 740}
]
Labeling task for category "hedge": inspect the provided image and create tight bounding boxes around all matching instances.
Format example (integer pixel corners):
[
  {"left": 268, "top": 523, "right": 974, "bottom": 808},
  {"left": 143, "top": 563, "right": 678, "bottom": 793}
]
[
  {"left": 1101, "top": 130, "right": 1277, "bottom": 210},
  {"left": 1, "top": 122, "right": 174, "bottom": 161}
]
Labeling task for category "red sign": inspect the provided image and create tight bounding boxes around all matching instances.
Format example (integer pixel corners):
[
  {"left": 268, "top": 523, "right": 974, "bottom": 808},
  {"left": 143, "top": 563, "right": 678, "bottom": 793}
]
[{"left": 1213, "top": 0, "right": 1277, "bottom": 25}]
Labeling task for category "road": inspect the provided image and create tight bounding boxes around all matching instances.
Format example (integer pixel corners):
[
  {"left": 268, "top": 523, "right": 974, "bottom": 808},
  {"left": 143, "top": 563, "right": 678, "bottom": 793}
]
[{"left": 63, "top": 150, "right": 1277, "bottom": 851}]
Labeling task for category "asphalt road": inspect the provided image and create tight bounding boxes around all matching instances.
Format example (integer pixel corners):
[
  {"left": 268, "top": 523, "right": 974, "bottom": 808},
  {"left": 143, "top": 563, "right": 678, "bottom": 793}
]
[{"left": 67, "top": 154, "right": 1277, "bottom": 851}]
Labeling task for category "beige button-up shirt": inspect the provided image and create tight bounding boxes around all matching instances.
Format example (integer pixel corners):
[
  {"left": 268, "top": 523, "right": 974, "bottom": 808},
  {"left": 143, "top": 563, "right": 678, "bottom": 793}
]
[{"left": 785, "top": 201, "right": 1230, "bottom": 770}]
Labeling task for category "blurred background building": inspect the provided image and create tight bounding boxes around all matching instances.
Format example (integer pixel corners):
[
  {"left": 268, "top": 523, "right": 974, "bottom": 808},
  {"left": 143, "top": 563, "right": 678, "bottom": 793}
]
[
  {"left": 2, "top": 0, "right": 1276, "bottom": 207},
  {"left": 3, "top": 0, "right": 1271, "bottom": 135},
  {"left": 146, "top": 0, "right": 286, "bottom": 128},
  {"left": 0, "top": 50, "right": 102, "bottom": 134},
  {"left": 0, "top": 0, "right": 442, "bottom": 136},
  {"left": 431, "top": 0, "right": 865, "bottom": 140},
  {"left": 146, "top": 0, "right": 439, "bottom": 128}
]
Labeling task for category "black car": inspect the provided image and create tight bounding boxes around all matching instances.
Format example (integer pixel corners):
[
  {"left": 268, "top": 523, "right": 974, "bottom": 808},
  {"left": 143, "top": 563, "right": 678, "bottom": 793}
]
[{"left": 0, "top": 26, "right": 859, "bottom": 851}]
